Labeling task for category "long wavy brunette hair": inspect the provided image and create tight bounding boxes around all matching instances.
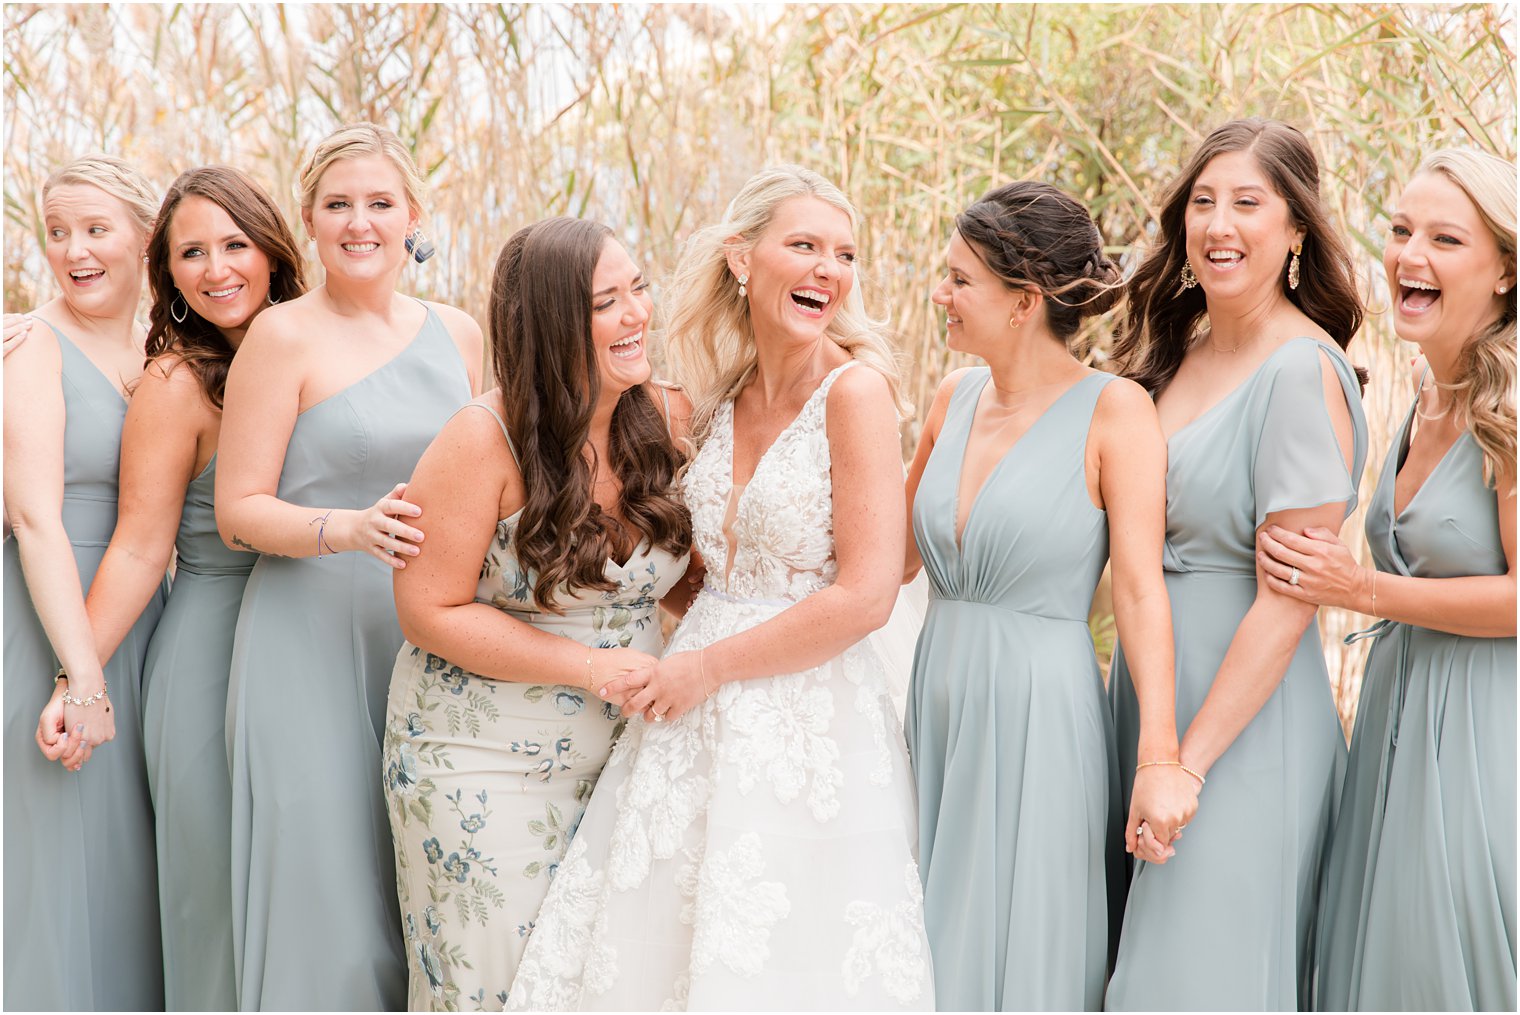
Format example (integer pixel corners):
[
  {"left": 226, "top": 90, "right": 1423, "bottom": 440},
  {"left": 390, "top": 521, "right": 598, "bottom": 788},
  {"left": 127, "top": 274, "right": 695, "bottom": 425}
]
[
  {"left": 144, "top": 166, "right": 307, "bottom": 407},
  {"left": 1113, "top": 118, "right": 1367, "bottom": 392},
  {"left": 491, "top": 217, "right": 690, "bottom": 611}
]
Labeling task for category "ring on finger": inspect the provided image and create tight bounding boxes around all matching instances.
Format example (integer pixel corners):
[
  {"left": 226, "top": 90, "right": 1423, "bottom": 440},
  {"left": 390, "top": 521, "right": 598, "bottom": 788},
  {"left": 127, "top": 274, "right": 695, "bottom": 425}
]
[
  {"left": 1289, "top": 566, "right": 1301, "bottom": 587},
  {"left": 652, "top": 711, "right": 666, "bottom": 723}
]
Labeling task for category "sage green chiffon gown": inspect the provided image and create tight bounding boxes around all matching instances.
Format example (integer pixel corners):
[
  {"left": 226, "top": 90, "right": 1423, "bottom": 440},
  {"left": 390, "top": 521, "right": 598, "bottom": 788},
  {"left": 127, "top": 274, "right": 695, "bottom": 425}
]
[
  {"left": 1108, "top": 337, "right": 1368, "bottom": 1011},
  {"left": 227, "top": 308, "right": 470, "bottom": 1011},
  {"left": 1314, "top": 392, "right": 1515, "bottom": 1011},
  {"left": 906, "top": 369, "right": 1123, "bottom": 1012},
  {"left": 3, "top": 323, "right": 167, "bottom": 1010},
  {"left": 142, "top": 454, "right": 256, "bottom": 1011}
]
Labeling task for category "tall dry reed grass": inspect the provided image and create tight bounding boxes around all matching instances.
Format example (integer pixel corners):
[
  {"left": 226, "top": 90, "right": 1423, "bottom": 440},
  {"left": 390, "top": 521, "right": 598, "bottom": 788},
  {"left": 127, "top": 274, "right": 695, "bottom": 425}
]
[{"left": 4, "top": 2, "right": 1514, "bottom": 732}]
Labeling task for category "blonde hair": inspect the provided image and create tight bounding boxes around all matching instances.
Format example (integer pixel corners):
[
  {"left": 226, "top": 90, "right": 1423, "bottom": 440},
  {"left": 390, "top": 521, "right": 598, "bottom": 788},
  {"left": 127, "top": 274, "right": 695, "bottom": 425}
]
[
  {"left": 297, "top": 122, "right": 427, "bottom": 214},
  {"left": 1415, "top": 147, "right": 1516, "bottom": 487},
  {"left": 43, "top": 154, "right": 157, "bottom": 234},
  {"left": 663, "top": 165, "right": 908, "bottom": 446}
]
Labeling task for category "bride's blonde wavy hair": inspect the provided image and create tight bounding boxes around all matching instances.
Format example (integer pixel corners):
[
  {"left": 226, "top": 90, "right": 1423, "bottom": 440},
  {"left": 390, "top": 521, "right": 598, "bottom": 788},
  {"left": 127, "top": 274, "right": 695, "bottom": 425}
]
[
  {"left": 662, "top": 165, "right": 909, "bottom": 447},
  {"left": 1416, "top": 148, "right": 1516, "bottom": 487}
]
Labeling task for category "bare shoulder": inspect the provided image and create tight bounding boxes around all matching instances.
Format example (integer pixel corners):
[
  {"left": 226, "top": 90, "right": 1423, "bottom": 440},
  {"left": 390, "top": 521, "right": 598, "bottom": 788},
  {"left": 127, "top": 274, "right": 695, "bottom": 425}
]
[
  {"left": 652, "top": 380, "right": 694, "bottom": 418},
  {"left": 238, "top": 297, "right": 317, "bottom": 358},
  {"left": 826, "top": 360, "right": 893, "bottom": 409},
  {"left": 139, "top": 353, "right": 216, "bottom": 411},
  {"left": 3, "top": 310, "right": 62, "bottom": 378}
]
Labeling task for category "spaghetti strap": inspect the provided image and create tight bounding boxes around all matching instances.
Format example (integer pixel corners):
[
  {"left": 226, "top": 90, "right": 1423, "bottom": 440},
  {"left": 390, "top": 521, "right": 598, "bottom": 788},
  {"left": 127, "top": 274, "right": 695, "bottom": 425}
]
[
  {"left": 658, "top": 384, "right": 672, "bottom": 429},
  {"left": 454, "top": 402, "right": 521, "bottom": 469}
]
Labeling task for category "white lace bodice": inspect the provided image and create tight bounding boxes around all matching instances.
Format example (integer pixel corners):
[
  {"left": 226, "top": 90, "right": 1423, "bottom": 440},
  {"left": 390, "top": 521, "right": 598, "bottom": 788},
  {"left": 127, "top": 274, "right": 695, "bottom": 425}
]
[{"left": 684, "top": 362, "right": 854, "bottom": 602}]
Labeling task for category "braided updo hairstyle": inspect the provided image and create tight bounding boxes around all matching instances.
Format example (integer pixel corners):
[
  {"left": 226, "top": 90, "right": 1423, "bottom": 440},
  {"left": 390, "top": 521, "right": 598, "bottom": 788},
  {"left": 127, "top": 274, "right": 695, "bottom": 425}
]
[{"left": 955, "top": 180, "right": 1122, "bottom": 343}]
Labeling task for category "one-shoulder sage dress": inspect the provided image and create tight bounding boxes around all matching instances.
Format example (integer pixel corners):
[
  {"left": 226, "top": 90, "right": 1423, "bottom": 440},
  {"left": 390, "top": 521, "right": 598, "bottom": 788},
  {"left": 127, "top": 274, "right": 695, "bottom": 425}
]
[
  {"left": 142, "top": 454, "right": 256, "bottom": 1011},
  {"left": 1314, "top": 388, "right": 1515, "bottom": 1011},
  {"left": 1108, "top": 337, "right": 1368, "bottom": 1011},
  {"left": 3, "top": 323, "right": 167, "bottom": 1010},
  {"left": 906, "top": 369, "right": 1123, "bottom": 1011},
  {"left": 227, "top": 308, "right": 470, "bottom": 1011}
]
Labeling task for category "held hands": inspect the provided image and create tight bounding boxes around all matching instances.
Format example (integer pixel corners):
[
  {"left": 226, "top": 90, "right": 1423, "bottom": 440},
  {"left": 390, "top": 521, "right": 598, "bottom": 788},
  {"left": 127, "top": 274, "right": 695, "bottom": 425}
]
[
  {"left": 34, "top": 678, "right": 108, "bottom": 771},
  {"left": 1126, "top": 763, "right": 1201, "bottom": 864},
  {"left": 584, "top": 648, "right": 660, "bottom": 708},
  {"left": 333, "top": 482, "right": 425, "bottom": 569},
  {"left": 598, "top": 649, "right": 713, "bottom": 725},
  {"left": 1257, "top": 525, "right": 1368, "bottom": 611}
]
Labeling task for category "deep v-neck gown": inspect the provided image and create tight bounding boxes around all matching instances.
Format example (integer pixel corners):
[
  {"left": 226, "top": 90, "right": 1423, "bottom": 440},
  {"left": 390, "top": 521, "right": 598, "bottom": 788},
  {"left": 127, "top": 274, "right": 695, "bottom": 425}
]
[
  {"left": 905, "top": 369, "right": 1122, "bottom": 1011},
  {"left": 1314, "top": 392, "right": 1515, "bottom": 1011},
  {"left": 227, "top": 308, "right": 470, "bottom": 1011},
  {"left": 3, "top": 323, "right": 168, "bottom": 1010},
  {"left": 382, "top": 402, "right": 690, "bottom": 1011},
  {"left": 1107, "top": 337, "right": 1369, "bottom": 1011},
  {"left": 509, "top": 362, "right": 933, "bottom": 1011}
]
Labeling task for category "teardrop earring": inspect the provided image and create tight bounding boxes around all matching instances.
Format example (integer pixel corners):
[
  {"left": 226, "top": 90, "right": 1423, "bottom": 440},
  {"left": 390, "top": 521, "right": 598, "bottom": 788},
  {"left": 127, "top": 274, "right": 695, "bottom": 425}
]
[
  {"left": 737, "top": 273, "right": 749, "bottom": 299},
  {"left": 170, "top": 291, "right": 189, "bottom": 324},
  {"left": 1287, "top": 241, "right": 1303, "bottom": 291}
]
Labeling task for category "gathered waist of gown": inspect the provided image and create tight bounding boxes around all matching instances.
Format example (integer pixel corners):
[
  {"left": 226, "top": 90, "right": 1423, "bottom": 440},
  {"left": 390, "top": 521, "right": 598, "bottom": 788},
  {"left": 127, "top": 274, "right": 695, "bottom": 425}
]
[
  {"left": 1162, "top": 565, "right": 1256, "bottom": 581},
  {"left": 60, "top": 493, "right": 118, "bottom": 545},
  {"left": 174, "top": 560, "right": 256, "bottom": 578},
  {"left": 925, "top": 593, "right": 1090, "bottom": 626}
]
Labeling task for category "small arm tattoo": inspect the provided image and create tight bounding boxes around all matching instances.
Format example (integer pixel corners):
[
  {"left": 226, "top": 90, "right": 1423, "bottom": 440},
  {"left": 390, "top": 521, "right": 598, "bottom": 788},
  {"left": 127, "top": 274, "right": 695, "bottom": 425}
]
[{"left": 231, "top": 533, "right": 286, "bottom": 557}]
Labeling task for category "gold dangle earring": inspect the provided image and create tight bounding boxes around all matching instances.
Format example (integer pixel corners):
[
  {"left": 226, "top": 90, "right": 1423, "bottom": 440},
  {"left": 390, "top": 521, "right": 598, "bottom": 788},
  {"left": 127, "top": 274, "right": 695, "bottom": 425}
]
[
  {"left": 1288, "top": 242, "right": 1302, "bottom": 291},
  {"left": 1176, "top": 259, "right": 1198, "bottom": 295}
]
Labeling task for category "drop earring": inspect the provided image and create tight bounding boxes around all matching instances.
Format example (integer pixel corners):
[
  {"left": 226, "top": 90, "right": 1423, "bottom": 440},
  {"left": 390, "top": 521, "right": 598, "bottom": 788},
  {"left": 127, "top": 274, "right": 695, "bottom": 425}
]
[
  {"left": 267, "top": 275, "right": 281, "bottom": 305},
  {"left": 1288, "top": 241, "right": 1302, "bottom": 291},
  {"left": 170, "top": 291, "right": 189, "bottom": 324},
  {"left": 737, "top": 273, "right": 749, "bottom": 298},
  {"left": 1176, "top": 260, "right": 1198, "bottom": 294},
  {"left": 404, "top": 228, "right": 436, "bottom": 264}
]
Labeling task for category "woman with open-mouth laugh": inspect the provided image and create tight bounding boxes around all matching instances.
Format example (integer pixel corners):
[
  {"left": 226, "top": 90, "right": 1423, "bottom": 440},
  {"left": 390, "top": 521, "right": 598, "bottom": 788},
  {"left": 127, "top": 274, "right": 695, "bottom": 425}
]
[
  {"left": 1266, "top": 148, "right": 1515, "bottom": 1012},
  {"left": 508, "top": 166, "right": 933, "bottom": 1011},
  {"left": 381, "top": 216, "right": 694, "bottom": 1010},
  {"left": 1105, "top": 118, "right": 1369, "bottom": 1010},
  {"left": 3, "top": 154, "right": 166, "bottom": 1011},
  {"left": 216, "top": 122, "right": 482, "bottom": 1011},
  {"left": 67, "top": 165, "right": 307, "bottom": 1011}
]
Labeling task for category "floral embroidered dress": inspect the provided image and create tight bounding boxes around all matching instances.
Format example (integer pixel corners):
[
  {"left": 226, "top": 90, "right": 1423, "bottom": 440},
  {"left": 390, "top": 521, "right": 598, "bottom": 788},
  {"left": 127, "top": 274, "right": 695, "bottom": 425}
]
[
  {"left": 383, "top": 403, "right": 689, "bottom": 1012},
  {"left": 507, "top": 362, "right": 934, "bottom": 1011}
]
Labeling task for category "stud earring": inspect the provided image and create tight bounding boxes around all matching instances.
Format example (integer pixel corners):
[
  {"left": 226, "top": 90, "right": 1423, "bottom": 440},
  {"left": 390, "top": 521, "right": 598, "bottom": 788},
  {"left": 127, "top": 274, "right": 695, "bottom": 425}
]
[
  {"left": 737, "top": 273, "right": 748, "bottom": 298},
  {"left": 170, "top": 291, "right": 189, "bottom": 324},
  {"left": 1498, "top": 284, "right": 1510, "bottom": 295},
  {"left": 1176, "top": 259, "right": 1198, "bottom": 294},
  {"left": 1288, "top": 241, "right": 1303, "bottom": 291}
]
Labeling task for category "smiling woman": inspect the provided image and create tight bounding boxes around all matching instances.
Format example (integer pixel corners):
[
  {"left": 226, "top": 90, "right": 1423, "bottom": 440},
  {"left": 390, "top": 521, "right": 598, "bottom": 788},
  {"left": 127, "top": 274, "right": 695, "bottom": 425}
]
[
  {"left": 2, "top": 154, "right": 166, "bottom": 1011},
  {"left": 214, "top": 122, "right": 483, "bottom": 1011}
]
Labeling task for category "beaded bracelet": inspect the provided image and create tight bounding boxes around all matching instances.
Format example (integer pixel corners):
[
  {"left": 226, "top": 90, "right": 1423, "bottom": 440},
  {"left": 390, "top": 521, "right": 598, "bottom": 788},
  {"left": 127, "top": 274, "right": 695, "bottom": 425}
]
[{"left": 1136, "top": 759, "right": 1206, "bottom": 789}]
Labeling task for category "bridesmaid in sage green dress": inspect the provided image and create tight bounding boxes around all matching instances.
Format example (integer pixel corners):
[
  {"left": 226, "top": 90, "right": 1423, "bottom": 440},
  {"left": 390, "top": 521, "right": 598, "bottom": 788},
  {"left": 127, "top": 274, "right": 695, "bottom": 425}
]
[
  {"left": 903, "top": 182, "right": 1192, "bottom": 1012},
  {"left": 384, "top": 218, "right": 693, "bottom": 1010},
  {"left": 3, "top": 156, "right": 166, "bottom": 1010},
  {"left": 217, "top": 124, "right": 482, "bottom": 1011},
  {"left": 1106, "top": 118, "right": 1369, "bottom": 1010},
  {"left": 76, "top": 166, "right": 307, "bottom": 1011},
  {"left": 1259, "top": 149, "right": 1516, "bottom": 1011}
]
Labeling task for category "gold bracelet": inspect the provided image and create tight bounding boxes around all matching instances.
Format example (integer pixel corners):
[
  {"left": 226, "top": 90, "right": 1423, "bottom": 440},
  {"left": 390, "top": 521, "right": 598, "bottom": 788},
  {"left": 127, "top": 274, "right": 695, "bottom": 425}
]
[
  {"left": 1136, "top": 759, "right": 1206, "bottom": 789},
  {"left": 584, "top": 652, "right": 596, "bottom": 692},
  {"left": 1369, "top": 568, "right": 1378, "bottom": 618},
  {"left": 698, "top": 647, "right": 713, "bottom": 699}
]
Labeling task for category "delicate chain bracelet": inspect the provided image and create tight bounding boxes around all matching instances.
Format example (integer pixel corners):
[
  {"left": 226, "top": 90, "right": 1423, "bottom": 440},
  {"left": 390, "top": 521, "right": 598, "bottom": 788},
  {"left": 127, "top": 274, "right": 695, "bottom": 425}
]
[
  {"left": 1369, "top": 568, "right": 1379, "bottom": 618},
  {"left": 55, "top": 670, "right": 108, "bottom": 708},
  {"left": 698, "top": 647, "right": 713, "bottom": 699},
  {"left": 309, "top": 510, "right": 337, "bottom": 559},
  {"left": 584, "top": 652, "right": 596, "bottom": 692},
  {"left": 1136, "top": 759, "right": 1206, "bottom": 789}
]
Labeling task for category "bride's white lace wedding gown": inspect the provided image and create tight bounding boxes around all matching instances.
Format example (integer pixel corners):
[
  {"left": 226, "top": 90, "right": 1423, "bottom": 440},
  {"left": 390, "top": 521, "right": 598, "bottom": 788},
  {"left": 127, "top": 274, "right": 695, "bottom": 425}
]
[{"left": 507, "top": 362, "right": 933, "bottom": 1011}]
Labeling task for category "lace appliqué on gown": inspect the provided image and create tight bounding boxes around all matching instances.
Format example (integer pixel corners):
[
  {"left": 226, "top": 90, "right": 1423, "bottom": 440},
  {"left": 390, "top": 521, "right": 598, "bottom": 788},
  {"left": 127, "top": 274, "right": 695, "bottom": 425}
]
[{"left": 507, "top": 363, "right": 932, "bottom": 1011}]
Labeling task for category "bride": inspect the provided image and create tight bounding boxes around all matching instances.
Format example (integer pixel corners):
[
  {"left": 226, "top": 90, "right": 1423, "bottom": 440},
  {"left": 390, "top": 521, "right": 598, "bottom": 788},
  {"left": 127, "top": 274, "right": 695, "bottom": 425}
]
[{"left": 507, "top": 166, "right": 933, "bottom": 1011}]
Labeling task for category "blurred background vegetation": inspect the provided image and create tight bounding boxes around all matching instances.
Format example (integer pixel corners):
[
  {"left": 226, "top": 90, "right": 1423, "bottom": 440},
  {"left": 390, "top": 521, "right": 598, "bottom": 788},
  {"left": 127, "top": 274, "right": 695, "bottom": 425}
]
[{"left": 4, "top": 3, "right": 1515, "bottom": 732}]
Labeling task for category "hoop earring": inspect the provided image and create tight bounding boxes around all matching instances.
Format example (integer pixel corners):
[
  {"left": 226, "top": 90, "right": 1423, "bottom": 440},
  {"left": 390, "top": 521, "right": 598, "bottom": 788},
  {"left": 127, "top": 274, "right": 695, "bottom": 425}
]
[
  {"left": 1288, "top": 242, "right": 1302, "bottom": 291},
  {"left": 737, "top": 273, "right": 749, "bottom": 299},
  {"left": 170, "top": 292, "right": 189, "bottom": 324}
]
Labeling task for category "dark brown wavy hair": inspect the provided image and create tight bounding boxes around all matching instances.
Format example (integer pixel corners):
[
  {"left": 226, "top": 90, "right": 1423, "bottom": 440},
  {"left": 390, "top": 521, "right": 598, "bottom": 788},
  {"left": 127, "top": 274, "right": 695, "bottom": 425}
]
[
  {"left": 144, "top": 166, "right": 307, "bottom": 407},
  {"left": 956, "top": 180, "right": 1123, "bottom": 344},
  {"left": 491, "top": 216, "right": 690, "bottom": 611},
  {"left": 1112, "top": 118, "right": 1367, "bottom": 392}
]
